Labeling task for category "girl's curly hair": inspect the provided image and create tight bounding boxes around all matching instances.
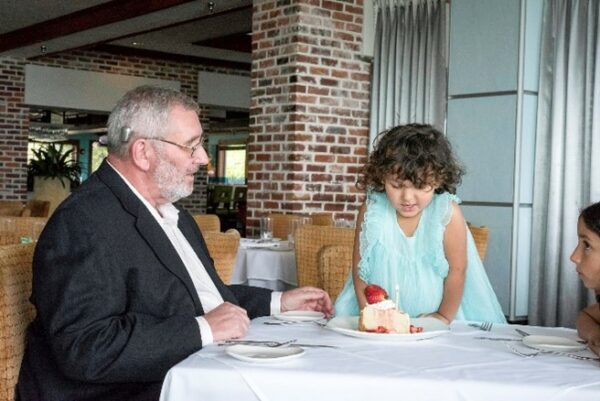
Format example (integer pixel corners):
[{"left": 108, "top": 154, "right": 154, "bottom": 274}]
[
  {"left": 357, "top": 124, "right": 465, "bottom": 194},
  {"left": 581, "top": 201, "right": 600, "bottom": 237}
]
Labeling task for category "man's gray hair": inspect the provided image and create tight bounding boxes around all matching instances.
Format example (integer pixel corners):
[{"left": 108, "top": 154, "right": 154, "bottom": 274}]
[{"left": 106, "top": 85, "right": 200, "bottom": 158}]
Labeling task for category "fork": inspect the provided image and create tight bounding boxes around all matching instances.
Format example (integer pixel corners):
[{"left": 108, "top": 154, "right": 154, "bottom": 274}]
[
  {"left": 219, "top": 339, "right": 297, "bottom": 348},
  {"left": 469, "top": 322, "right": 493, "bottom": 331}
]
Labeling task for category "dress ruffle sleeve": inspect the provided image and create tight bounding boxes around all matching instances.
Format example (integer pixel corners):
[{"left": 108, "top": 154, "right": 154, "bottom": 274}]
[{"left": 421, "top": 193, "right": 461, "bottom": 279}]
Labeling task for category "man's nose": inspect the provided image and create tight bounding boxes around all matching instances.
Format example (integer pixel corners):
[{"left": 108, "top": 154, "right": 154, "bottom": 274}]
[{"left": 194, "top": 145, "right": 209, "bottom": 165}]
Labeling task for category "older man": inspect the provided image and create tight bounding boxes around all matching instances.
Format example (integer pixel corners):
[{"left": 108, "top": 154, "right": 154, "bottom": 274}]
[{"left": 18, "top": 86, "right": 333, "bottom": 401}]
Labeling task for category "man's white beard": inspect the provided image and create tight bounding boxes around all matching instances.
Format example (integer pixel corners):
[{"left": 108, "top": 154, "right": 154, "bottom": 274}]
[{"left": 153, "top": 157, "right": 193, "bottom": 203}]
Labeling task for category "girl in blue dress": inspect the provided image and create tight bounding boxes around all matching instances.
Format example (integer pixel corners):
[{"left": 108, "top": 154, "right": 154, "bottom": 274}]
[{"left": 334, "top": 124, "right": 506, "bottom": 324}]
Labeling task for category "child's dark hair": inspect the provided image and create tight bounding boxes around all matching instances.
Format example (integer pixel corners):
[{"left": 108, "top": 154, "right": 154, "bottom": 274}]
[
  {"left": 357, "top": 124, "right": 464, "bottom": 194},
  {"left": 581, "top": 201, "right": 600, "bottom": 237}
]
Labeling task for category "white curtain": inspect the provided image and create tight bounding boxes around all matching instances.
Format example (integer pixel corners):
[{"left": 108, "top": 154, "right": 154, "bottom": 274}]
[
  {"left": 369, "top": 0, "right": 447, "bottom": 147},
  {"left": 529, "top": 0, "right": 600, "bottom": 327}
]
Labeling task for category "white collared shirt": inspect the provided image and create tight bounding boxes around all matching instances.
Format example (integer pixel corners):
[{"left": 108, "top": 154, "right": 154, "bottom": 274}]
[{"left": 106, "top": 161, "right": 281, "bottom": 345}]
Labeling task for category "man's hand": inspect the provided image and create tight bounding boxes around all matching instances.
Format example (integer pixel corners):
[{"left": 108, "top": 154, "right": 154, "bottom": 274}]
[
  {"left": 204, "top": 302, "right": 250, "bottom": 342},
  {"left": 280, "top": 287, "right": 334, "bottom": 317}
]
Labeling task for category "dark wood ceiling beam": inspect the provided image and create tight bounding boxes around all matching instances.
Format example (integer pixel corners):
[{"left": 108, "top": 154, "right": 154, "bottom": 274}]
[
  {"left": 0, "top": 0, "right": 196, "bottom": 53},
  {"left": 94, "top": 44, "right": 251, "bottom": 71}
]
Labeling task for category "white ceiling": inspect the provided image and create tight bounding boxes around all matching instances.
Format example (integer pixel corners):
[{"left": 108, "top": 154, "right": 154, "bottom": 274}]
[{"left": 0, "top": 0, "right": 252, "bottom": 64}]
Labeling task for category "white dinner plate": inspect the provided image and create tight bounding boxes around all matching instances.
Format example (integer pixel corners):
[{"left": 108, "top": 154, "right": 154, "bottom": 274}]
[
  {"left": 326, "top": 316, "right": 449, "bottom": 341},
  {"left": 226, "top": 344, "right": 305, "bottom": 363},
  {"left": 274, "top": 310, "right": 326, "bottom": 322},
  {"left": 522, "top": 335, "right": 587, "bottom": 352}
]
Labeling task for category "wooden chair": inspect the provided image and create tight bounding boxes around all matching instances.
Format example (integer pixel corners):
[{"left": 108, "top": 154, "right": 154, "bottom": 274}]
[
  {"left": 208, "top": 185, "right": 234, "bottom": 214},
  {"left": 294, "top": 225, "right": 355, "bottom": 288},
  {"left": 0, "top": 217, "right": 48, "bottom": 242},
  {"left": 0, "top": 243, "right": 36, "bottom": 401},
  {"left": 467, "top": 223, "right": 490, "bottom": 262},
  {"left": 0, "top": 201, "right": 25, "bottom": 217},
  {"left": 0, "top": 234, "right": 20, "bottom": 246},
  {"left": 309, "top": 213, "right": 334, "bottom": 226},
  {"left": 203, "top": 229, "right": 241, "bottom": 284},
  {"left": 193, "top": 214, "right": 221, "bottom": 233},
  {"left": 20, "top": 200, "right": 50, "bottom": 218},
  {"left": 268, "top": 213, "right": 305, "bottom": 240},
  {"left": 318, "top": 245, "right": 353, "bottom": 302}
]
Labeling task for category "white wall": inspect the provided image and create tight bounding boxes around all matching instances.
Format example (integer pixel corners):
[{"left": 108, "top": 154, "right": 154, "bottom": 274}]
[
  {"left": 24, "top": 64, "right": 179, "bottom": 112},
  {"left": 197, "top": 71, "right": 250, "bottom": 109}
]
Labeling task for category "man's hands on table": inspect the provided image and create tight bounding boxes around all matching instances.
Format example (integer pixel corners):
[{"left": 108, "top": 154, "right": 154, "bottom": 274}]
[{"left": 206, "top": 287, "right": 333, "bottom": 343}]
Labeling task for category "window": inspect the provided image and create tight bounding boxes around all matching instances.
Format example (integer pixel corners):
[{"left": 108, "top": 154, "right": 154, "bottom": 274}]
[
  {"left": 217, "top": 142, "right": 246, "bottom": 185},
  {"left": 90, "top": 141, "right": 108, "bottom": 173}
]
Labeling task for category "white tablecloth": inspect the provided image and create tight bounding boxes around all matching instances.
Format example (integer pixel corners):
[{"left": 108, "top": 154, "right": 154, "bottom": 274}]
[
  {"left": 160, "top": 318, "right": 600, "bottom": 401},
  {"left": 230, "top": 239, "right": 297, "bottom": 291}
]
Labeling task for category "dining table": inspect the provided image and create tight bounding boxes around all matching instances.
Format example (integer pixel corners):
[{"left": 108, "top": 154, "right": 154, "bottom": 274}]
[
  {"left": 159, "top": 316, "right": 600, "bottom": 401},
  {"left": 230, "top": 238, "right": 297, "bottom": 291}
]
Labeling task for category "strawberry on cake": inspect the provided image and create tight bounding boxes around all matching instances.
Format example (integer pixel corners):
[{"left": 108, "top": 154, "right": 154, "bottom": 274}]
[{"left": 358, "top": 284, "right": 414, "bottom": 334}]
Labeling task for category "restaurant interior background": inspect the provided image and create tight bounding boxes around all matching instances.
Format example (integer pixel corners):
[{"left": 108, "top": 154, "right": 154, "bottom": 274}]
[{"left": 1, "top": 0, "right": 596, "bottom": 327}]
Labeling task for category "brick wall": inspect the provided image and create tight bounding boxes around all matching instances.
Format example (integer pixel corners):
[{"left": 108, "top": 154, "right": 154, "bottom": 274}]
[
  {"left": 0, "top": 57, "right": 29, "bottom": 200},
  {"left": 248, "top": 0, "right": 371, "bottom": 234},
  {"left": 0, "top": 50, "right": 250, "bottom": 213}
]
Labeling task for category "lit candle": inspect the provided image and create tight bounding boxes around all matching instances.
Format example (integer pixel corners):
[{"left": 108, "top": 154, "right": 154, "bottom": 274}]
[{"left": 395, "top": 284, "right": 400, "bottom": 309}]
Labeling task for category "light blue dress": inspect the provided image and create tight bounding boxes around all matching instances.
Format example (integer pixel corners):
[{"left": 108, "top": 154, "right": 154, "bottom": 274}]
[{"left": 334, "top": 191, "right": 506, "bottom": 323}]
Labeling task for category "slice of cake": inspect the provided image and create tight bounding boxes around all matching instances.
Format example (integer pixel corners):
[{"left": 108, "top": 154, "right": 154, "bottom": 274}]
[{"left": 358, "top": 285, "right": 411, "bottom": 334}]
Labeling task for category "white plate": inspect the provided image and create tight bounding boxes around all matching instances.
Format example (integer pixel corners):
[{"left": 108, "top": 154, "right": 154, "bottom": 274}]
[
  {"left": 226, "top": 344, "right": 305, "bottom": 363},
  {"left": 274, "top": 311, "right": 326, "bottom": 322},
  {"left": 326, "top": 316, "right": 449, "bottom": 341},
  {"left": 522, "top": 335, "right": 587, "bottom": 352}
]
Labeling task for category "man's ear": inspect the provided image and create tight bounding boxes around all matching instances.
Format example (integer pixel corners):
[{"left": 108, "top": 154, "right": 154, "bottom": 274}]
[{"left": 129, "top": 138, "right": 153, "bottom": 171}]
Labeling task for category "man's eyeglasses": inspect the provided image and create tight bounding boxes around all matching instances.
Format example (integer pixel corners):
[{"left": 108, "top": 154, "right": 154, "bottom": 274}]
[{"left": 147, "top": 137, "right": 204, "bottom": 157}]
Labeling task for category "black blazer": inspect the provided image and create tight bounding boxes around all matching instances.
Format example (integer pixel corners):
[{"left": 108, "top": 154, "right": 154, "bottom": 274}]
[{"left": 18, "top": 161, "right": 272, "bottom": 401}]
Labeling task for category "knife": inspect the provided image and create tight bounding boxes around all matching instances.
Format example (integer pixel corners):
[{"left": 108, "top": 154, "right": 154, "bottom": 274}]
[
  {"left": 515, "top": 328, "right": 587, "bottom": 344},
  {"left": 515, "top": 328, "right": 530, "bottom": 337}
]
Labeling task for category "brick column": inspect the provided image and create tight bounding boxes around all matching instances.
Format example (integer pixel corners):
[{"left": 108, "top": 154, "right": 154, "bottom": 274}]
[
  {"left": 248, "top": 0, "right": 371, "bottom": 235},
  {"left": 0, "top": 57, "right": 28, "bottom": 200}
]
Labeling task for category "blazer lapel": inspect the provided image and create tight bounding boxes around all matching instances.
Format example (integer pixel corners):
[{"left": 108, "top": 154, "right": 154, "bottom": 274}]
[{"left": 96, "top": 161, "right": 204, "bottom": 313}]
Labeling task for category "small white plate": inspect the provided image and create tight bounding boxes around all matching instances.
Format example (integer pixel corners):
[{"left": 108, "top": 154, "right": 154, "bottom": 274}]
[
  {"left": 269, "top": 245, "right": 293, "bottom": 252},
  {"left": 226, "top": 344, "right": 305, "bottom": 363},
  {"left": 522, "top": 335, "right": 587, "bottom": 352},
  {"left": 326, "top": 316, "right": 449, "bottom": 341},
  {"left": 274, "top": 311, "right": 326, "bottom": 322}
]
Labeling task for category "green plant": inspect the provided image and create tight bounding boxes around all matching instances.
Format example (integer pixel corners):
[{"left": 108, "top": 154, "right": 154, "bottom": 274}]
[{"left": 28, "top": 143, "right": 81, "bottom": 188}]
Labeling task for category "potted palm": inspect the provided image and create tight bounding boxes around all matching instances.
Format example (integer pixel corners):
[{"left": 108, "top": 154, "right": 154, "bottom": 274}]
[{"left": 28, "top": 143, "right": 81, "bottom": 215}]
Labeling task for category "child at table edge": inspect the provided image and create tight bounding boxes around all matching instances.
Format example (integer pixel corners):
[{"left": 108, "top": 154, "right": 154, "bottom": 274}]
[
  {"left": 574, "top": 201, "right": 600, "bottom": 355},
  {"left": 333, "top": 124, "right": 506, "bottom": 324}
]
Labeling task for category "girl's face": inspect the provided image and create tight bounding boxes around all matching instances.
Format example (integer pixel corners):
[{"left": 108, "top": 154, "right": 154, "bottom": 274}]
[
  {"left": 571, "top": 217, "right": 600, "bottom": 291},
  {"left": 383, "top": 176, "right": 436, "bottom": 219}
]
